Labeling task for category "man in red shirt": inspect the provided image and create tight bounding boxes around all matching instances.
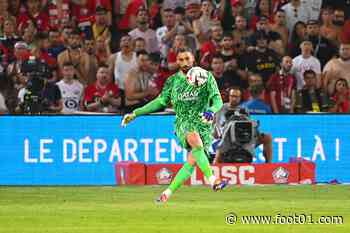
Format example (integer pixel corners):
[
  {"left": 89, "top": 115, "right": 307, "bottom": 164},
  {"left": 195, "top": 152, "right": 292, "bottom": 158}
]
[
  {"left": 83, "top": 64, "right": 122, "bottom": 113},
  {"left": 199, "top": 24, "right": 223, "bottom": 69},
  {"left": 17, "top": 0, "right": 49, "bottom": 33},
  {"left": 268, "top": 56, "right": 296, "bottom": 113}
]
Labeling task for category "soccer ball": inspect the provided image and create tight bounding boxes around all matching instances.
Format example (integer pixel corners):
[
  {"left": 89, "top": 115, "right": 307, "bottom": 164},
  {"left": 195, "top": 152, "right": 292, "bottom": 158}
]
[{"left": 186, "top": 66, "right": 208, "bottom": 87}]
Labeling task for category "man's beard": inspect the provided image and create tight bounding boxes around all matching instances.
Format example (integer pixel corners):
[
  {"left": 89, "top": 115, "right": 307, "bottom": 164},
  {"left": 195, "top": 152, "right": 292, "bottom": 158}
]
[
  {"left": 180, "top": 65, "right": 192, "bottom": 73},
  {"left": 340, "top": 55, "right": 350, "bottom": 61},
  {"left": 333, "top": 20, "right": 344, "bottom": 26}
]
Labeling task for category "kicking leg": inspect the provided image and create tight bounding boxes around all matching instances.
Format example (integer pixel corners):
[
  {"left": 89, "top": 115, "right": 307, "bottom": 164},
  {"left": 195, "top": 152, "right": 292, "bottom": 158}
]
[
  {"left": 157, "top": 153, "right": 196, "bottom": 203},
  {"left": 186, "top": 132, "right": 228, "bottom": 191}
]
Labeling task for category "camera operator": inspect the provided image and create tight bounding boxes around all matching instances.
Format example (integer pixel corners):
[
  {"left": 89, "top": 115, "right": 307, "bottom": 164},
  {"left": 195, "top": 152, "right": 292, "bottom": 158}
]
[
  {"left": 213, "top": 87, "right": 273, "bottom": 163},
  {"left": 16, "top": 56, "right": 62, "bottom": 114}
]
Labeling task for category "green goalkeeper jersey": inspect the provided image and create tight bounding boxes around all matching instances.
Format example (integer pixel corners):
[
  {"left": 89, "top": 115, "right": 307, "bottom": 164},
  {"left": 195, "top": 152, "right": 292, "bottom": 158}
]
[{"left": 134, "top": 70, "right": 223, "bottom": 150}]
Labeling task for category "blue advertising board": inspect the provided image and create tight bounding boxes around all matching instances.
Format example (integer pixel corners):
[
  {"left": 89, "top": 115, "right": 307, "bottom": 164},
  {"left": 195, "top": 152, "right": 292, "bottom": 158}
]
[{"left": 0, "top": 115, "right": 349, "bottom": 185}]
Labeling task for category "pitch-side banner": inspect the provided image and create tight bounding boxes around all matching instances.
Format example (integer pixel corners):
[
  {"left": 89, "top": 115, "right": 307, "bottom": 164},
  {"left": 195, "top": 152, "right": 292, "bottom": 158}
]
[{"left": 0, "top": 115, "right": 349, "bottom": 185}]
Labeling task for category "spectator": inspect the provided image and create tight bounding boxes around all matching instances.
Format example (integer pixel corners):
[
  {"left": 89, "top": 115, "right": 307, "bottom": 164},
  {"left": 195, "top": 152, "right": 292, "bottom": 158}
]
[
  {"left": 232, "top": 15, "right": 253, "bottom": 49},
  {"left": 329, "top": 78, "right": 350, "bottom": 113},
  {"left": 128, "top": 7, "right": 159, "bottom": 53},
  {"left": 156, "top": 8, "right": 176, "bottom": 59},
  {"left": 303, "top": 0, "right": 323, "bottom": 20},
  {"left": 57, "top": 29, "right": 92, "bottom": 85},
  {"left": 211, "top": 54, "right": 244, "bottom": 102},
  {"left": 0, "top": 72, "right": 17, "bottom": 114},
  {"left": 83, "top": 64, "right": 121, "bottom": 113},
  {"left": 305, "top": 19, "right": 337, "bottom": 68},
  {"left": 291, "top": 40, "right": 321, "bottom": 90},
  {"left": 288, "top": 21, "right": 306, "bottom": 58},
  {"left": 109, "top": 35, "right": 137, "bottom": 91},
  {"left": 124, "top": 50, "right": 158, "bottom": 112},
  {"left": 240, "top": 30, "right": 279, "bottom": 86},
  {"left": 281, "top": 0, "right": 312, "bottom": 35},
  {"left": 47, "top": 0, "right": 70, "bottom": 31},
  {"left": 40, "top": 71, "right": 63, "bottom": 114},
  {"left": 199, "top": 24, "right": 223, "bottom": 69},
  {"left": 48, "top": 29, "right": 65, "bottom": 59},
  {"left": 71, "top": 0, "right": 93, "bottom": 34},
  {"left": 323, "top": 43, "right": 350, "bottom": 94},
  {"left": 214, "top": 86, "right": 243, "bottom": 136},
  {"left": 185, "top": 0, "right": 201, "bottom": 23},
  {"left": 95, "top": 35, "right": 111, "bottom": 66},
  {"left": 17, "top": 0, "right": 49, "bottom": 33},
  {"left": 82, "top": 37, "right": 98, "bottom": 84},
  {"left": 118, "top": 0, "right": 146, "bottom": 31},
  {"left": 269, "top": 9, "right": 289, "bottom": 52},
  {"left": 269, "top": 56, "right": 296, "bottom": 113},
  {"left": 134, "top": 37, "right": 146, "bottom": 53},
  {"left": 295, "top": 69, "right": 330, "bottom": 113},
  {"left": 251, "top": 16, "right": 284, "bottom": 56},
  {"left": 0, "top": 17, "right": 21, "bottom": 65},
  {"left": 167, "top": 34, "right": 189, "bottom": 72},
  {"left": 91, "top": 6, "right": 111, "bottom": 41},
  {"left": 56, "top": 61, "right": 84, "bottom": 114},
  {"left": 320, "top": 7, "right": 341, "bottom": 46},
  {"left": 219, "top": 32, "right": 238, "bottom": 72},
  {"left": 193, "top": 0, "right": 218, "bottom": 45},
  {"left": 22, "top": 23, "right": 36, "bottom": 50},
  {"left": 250, "top": 0, "right": 273, "bottom": 31},
  {"left": 61, "top": 25, "right": 72, "bottom": 48},
  {"left": 33, "top": 32, "right": 56, "bottom": 69},
  {"left": 174, "top": 6, "right": 194, "bottom": 35},
  {"left": 240, "top": 83, "right": 272, "bottom": 114},
  {"left": 6, "top": 41, "right": 30, "bottom": 92}
]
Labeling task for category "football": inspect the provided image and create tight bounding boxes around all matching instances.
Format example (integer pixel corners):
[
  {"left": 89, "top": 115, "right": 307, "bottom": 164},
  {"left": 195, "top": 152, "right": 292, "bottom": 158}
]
[{"left": 186, "top": 66, "right": 209, "bottom": 87}]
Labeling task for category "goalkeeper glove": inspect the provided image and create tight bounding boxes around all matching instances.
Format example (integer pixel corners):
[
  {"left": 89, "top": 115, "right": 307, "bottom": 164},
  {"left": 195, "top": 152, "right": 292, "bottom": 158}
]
[
  {"left": 201, "top": 110, "right": 214, "bottom": 124},
  {"left": 121, "top": 112, "right": 136, "bottom": 127}
]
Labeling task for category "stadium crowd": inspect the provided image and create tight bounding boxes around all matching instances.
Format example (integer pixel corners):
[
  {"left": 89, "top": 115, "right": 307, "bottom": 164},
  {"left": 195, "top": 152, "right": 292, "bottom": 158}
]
[{"left": 0, "top": 0, "right": 350, "bottom": 114}]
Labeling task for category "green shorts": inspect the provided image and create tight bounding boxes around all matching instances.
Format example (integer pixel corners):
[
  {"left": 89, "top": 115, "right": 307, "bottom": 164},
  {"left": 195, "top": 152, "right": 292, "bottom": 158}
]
[{"left": 175, "top": 119, "right": 213, "bottom": 151}]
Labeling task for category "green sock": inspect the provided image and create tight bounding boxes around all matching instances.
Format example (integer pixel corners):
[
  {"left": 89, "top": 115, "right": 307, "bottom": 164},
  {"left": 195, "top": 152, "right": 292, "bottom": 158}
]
[
  {"left": 191, "top": 146, "right": 213, "bottom": 179},
  {"left": 168, "top": 162, "right": 194, "bottom": 193}
]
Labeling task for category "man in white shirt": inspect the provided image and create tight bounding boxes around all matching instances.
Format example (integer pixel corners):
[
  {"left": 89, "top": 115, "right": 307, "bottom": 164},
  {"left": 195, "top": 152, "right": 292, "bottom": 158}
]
[
  {"left": 56, "top": 62, "right": 84, "bottom": 114},
  {"left": 291, "top": 40, "right": 322, "bottom": 90},
  {"left": 128, "top": 7, "right": 159, "bottom": 53}
]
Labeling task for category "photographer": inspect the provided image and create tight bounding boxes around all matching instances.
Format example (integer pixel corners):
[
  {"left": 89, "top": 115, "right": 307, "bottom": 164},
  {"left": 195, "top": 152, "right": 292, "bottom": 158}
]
[
  {"left": 213, "top": 87, "right": 272, "bottom": 163},
  {"left": 16, "top": 56, "right": 62, "bottom": 114}
]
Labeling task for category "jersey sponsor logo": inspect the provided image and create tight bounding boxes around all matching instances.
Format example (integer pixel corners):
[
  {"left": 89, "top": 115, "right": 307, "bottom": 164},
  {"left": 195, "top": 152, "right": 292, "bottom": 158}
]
[{"left": 178, "top": 90, "right": 200, "bottom": 101}]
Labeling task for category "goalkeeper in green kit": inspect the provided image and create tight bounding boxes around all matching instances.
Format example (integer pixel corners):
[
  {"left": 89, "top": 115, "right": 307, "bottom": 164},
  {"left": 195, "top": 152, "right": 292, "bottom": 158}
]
[{"left": 121, "top": 48, "right": 228, "bottom": 203}]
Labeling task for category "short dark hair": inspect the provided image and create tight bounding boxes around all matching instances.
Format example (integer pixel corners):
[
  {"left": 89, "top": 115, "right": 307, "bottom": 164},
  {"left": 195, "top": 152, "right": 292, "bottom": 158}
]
[
  {"left": 62, "top": 61, "right": 74, "bottom": 68},
  {"left": 211, "top": 53, "right": 224, "bottom": 62},
  {"left": 174, "top": 6, "right": 185, "bottom": 15},
  {"left": 303, "top": 69, "right": 317, "bottom": 78},
  {"left": 136, "top": 49, "right": 148, "bottom": 57},
  {"left": 98, "top": 63, "right": 109, "bottom": 70},
  {"left": 176, "top": 47, "right": 192, "bottom": 55},
  {"left": 149, "top": 52, "right": 161, "bottom": 63}
]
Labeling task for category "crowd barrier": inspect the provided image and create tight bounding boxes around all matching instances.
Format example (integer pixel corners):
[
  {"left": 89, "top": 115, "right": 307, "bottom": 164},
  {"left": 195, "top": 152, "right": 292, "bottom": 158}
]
[
  {"left": 115, "top": 161, "right": 315, "bottom": 185},
  {"left": 0, "top": 115, "right": 349, "bottom": 185}
]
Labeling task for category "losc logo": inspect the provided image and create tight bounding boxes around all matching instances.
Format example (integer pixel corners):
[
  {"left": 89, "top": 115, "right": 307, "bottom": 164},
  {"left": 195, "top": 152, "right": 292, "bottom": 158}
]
[
  {"left": 156, "top": 168, "right": 173, "bottom": 184},
  {"left": 272, "top": 167, "right": 289, "bottom": 184}
]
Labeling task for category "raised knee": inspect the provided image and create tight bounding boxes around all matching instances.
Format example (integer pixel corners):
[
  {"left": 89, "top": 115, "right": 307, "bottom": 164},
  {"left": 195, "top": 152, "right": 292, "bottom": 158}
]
[{"left": 186, "top": 132, "right": 203, "bottom": 148}]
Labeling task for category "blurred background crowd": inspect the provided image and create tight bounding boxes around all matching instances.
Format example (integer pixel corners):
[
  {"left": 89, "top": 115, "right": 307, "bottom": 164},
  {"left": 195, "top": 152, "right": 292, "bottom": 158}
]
[{"left": 0, "top": 0, "right": 350, "bottom": 115}]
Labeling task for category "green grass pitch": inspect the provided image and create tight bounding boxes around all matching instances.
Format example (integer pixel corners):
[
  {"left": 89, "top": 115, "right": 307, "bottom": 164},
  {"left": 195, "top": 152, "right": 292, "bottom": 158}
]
[{"left": 0, "top": 185, "right": 349, "bottom": 233}]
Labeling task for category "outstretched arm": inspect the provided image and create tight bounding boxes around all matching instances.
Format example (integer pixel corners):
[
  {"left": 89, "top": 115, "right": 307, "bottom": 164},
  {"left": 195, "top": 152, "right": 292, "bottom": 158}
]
[{"left": 133, "top": 97, "right": 167, "bottom": 116}]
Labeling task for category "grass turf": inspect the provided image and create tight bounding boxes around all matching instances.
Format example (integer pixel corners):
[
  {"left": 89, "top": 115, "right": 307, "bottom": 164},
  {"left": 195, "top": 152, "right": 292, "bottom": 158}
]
[{"left": 0, "top": 185, "right": 349, "bottom": 233}]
